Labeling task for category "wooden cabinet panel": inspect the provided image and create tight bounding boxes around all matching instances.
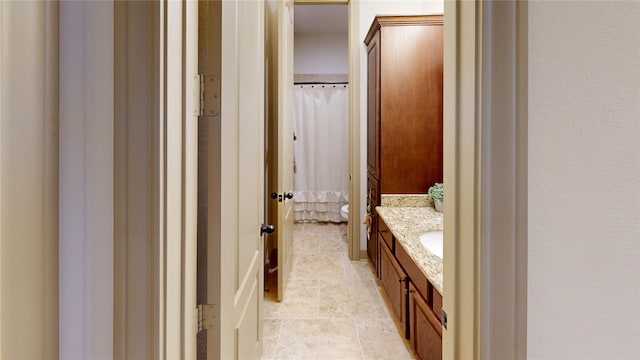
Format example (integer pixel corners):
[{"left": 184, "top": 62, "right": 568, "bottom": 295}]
[
  {"left": 379, "top": 241, "right": 408, "bottom": 337},
  {"left": 365, "top": 14, "right": 443, "bottom": 281},
  {"left": 378, "top": 217, "right": 394, "bottom": 252},
  {"left": 379, "top": 22, "right": 443, "bottom": 194},
  {"left": 432, "top": 286, "right": 442, "bottom": 322},
  {"left": 364, "top": 15, "right": 443, "bottom": 195},
  {"left": 366, "top": 33, "right": 380, "bottom": 178},
  {"left": 410, "top": 283, "right": 442, "bottom": 360},
  {"left": 367, "top": 174, "right": 379, "bottom": 270}
]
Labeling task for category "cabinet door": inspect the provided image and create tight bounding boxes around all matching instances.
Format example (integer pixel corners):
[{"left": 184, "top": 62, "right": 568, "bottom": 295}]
[
  {"left": 379, "top": 241, "right": 408, "bottom": 336},
  {"left": 366, "top": 174, "right": 379, "bottom": 272},
  {"left": 409, "top": 283, "right": 442, "bottom": 360},
  {"left": 379, "top": 21, "right": 443, "bottom": 194},
  {"left": 366, "top": 32, "right": 380, "bottom": 178}
]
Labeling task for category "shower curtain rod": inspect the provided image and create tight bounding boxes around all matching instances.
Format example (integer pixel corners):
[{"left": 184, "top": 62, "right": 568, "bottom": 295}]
[{"left": 294, "top": 81, "right": 348, "bottom": 85}]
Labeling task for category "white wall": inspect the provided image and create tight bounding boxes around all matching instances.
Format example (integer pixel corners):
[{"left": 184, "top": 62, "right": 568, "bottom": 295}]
[
  {"left": 528, "top": 1, "right": 640, "bottom": 358},
  {"left": 358, "top": 0, "right": 444, "bottom": 250},
  {"left": 294, "top": 33, "right": 348, "bottom": 74}
]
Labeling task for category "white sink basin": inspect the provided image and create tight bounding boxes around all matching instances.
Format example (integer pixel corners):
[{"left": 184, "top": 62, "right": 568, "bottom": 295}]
[{"left": 419, "top": 231, "right": 443, "bottom": 259}]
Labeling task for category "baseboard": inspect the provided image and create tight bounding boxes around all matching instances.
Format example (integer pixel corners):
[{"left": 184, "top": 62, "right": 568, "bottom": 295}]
[{"left": 360, "top": 250, "right": 368, "bottom": 260}]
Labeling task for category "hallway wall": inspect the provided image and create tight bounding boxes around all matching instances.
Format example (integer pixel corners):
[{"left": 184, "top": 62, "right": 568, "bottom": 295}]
[{"left": 528, "top": 1, "right": 640, "bottom": 358}]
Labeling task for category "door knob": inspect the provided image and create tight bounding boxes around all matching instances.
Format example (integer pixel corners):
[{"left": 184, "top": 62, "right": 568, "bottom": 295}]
[
  {"left": 270, "top": 192, "right": 293, "bottom": 202},
  {"left": 260, "top": 224, "right": 275, "bottom": 236}
]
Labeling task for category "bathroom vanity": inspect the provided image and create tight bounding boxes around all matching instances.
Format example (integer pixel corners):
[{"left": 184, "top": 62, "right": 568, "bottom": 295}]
[{"left": 376, "top": 202, "right": 443, "bottom": 360}]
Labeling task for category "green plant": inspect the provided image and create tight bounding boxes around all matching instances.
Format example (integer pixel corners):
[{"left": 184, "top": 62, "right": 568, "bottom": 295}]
[{"left": 427, "top": 182, "right": 444, "bottom": 202}]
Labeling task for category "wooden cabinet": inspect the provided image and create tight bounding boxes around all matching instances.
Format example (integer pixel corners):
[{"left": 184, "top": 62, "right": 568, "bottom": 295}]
[
  {"left": 365, "top": 15, "right": 443, "bottom": 270},
  {"left": 364, "top": 15, "right": 444, "bottom": 195},
  {"left": 379, "top": 240, "right": 408, "bottom": 337},
  {"left": 410, "top": 283, "right": 442, "bottom": 360}
]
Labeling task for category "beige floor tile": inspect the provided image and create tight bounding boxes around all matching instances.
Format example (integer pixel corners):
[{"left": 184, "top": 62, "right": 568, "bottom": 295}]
[
  {"left": 316, "top": 233, "right": 348, "bottom": 254},
  {"left": 293, "top": 232, "right": 321, "bottom": 254},
  {"left": 343, "top": 259, "right": 377, "bottom": 282},
  {"left": 318, "top": 278, "right": 388, "bottom": 319},
  {"left": 263, "top": 319, "right": 283, "bottom": 359},
  {"left": 264, "top": 279, "right": 319, "bottom": 319},
  {"left": 274, "top": 319, "right": 363, "bottom": 360},
  {"left": 293, "top": 223, "right": 305, "bottom": 232},
  {"left": 262, "top": 222, "right": 421, "bottom": 360},
  {"left": 355, "top": 318, "right": 415, "bottom": 360},
  {"left": 290, "top": 253, "right": 345, "bottom": 280},
  {"left": 302, "top": 222, "right": 345, "bottom": 234}
]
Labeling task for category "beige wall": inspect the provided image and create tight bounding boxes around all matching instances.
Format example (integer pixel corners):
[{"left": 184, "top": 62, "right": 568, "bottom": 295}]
[
  {"left": 528, "top": 1, "right": 640, "bottom": 358},
  {"left": 0, "top": 2, "right": 59, "bottom": 358}
]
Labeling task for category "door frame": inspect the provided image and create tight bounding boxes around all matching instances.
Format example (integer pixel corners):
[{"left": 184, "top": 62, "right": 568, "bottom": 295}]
[
  {"left": 346, "top": 0, "right": 362, "bottom": 261},
  {"left": 0, "top": 2, "right": 59, "bottom": 357},
  {"left": 343, "top": 0, "right": 528, "bottom": 358},
  {"left": 275, "top": 0, "right": 296, "bottom": 302},
  {"left": 442, "top": 1, "right": 528, "bottom": 359},
  {"left": 289, "top": 0, "right": 361, "bottom": 260}
]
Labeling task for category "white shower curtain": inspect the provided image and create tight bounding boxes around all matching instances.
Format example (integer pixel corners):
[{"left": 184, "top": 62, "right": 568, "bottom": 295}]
[{"left": 293, "top": 84, "right": 349, "bottom": 222}]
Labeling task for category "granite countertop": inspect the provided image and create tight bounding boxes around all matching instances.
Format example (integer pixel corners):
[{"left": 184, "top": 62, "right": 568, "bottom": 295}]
[{"left": 376, "top": 205, "right": 444, "bottom": 294}]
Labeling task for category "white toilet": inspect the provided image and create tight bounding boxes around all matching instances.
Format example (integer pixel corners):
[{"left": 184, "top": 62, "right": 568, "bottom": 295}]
[{"left": 340, "top": 204, "right": 349, "bottom": 221}]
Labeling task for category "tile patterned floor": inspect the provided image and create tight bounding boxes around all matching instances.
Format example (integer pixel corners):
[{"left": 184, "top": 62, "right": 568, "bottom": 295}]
[{"left": 263, "top": 222, "right": 415, "bottom": 360}]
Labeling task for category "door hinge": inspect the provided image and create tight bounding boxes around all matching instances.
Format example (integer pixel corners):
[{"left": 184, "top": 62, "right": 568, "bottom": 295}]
[
  {"left": 197, "top": 304, "right": 219, "bottom": 332},
  {"left": 197, "top": 74, "right": 220, "bottom": 117}
]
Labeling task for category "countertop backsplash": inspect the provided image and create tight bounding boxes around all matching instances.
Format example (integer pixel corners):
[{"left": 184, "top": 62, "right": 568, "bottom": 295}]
[{"left": 380, "top": 194, "right": 432, "bottom": 207}]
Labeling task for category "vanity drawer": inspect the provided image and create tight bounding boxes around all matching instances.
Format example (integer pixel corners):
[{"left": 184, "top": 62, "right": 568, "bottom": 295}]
[
  {"left": 378, "top": 217, "right": 394, "bottom": 252},
  {"left": 396, "top": 242, "right": 428, "bottom": 301}
]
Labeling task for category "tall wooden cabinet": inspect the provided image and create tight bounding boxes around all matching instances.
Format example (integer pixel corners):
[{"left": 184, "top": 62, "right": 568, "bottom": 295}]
[{"left": 365, "top": 15, "right": 444, "bottom": 268}]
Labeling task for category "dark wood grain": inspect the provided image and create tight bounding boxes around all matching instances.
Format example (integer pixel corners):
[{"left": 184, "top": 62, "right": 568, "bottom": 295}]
[
  {"left": 366, "top": 173, "right": 379, "bottom": 272},
  {"left": 410, "top": 282, "right": 443, "bottom": 360},
  {"left": 379, "top": 241, "right": 408, "bottom": 335},
  {"left": 377, "top": 217, "right": 394, "bottom": 253},
  {"left": 364, "top": 15, "right": 444, "bottom": 195},
  {"left": 366, "top": 34, "right": 381, "bottom": 178},
  {"left": 432, "top": 284, "right": 442, "bottom": 322}
]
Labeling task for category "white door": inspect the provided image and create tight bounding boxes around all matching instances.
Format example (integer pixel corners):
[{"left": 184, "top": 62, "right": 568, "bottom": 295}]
[
  {"left": 219, "top": 0, "right": 265, "bottom": 358},
  {"left": 276, "top": 0, "right": 295, "bottom": 302}
]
